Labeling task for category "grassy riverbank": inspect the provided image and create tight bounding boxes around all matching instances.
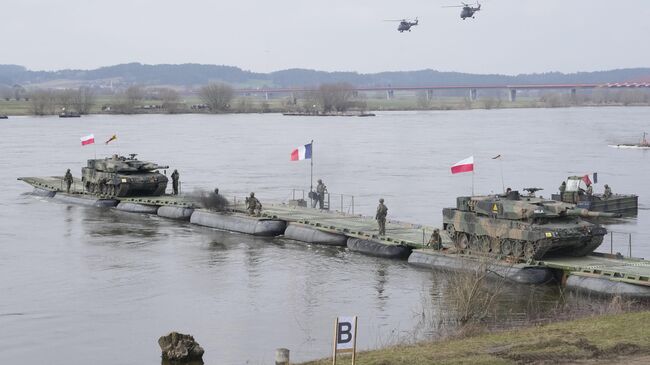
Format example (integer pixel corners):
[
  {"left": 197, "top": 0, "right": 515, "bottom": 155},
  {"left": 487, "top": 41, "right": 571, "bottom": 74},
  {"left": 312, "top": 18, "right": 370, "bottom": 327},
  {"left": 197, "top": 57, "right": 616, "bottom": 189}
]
[{"left": 301, "top": 310, "right": 650, "bottom": 365}]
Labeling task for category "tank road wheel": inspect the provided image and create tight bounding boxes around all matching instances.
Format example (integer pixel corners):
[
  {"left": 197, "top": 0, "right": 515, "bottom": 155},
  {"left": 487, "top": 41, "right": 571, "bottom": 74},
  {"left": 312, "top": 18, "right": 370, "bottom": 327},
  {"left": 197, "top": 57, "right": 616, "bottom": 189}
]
[
  {"left": 512, "top": 241, "right": 524, "bottom": 258},
  {"left": 468, "top": 234, "right": 480, "bottom": 253},
  {"left": 523, "top": 242, "right": 537, "bottom": 260},
  {"left": 490, "top": 237, "right": 501, "bottom": 254},
  {"left": 478, "top": 236, "right": 491, "bottom": 253},
  {"left": 500, "top": 239, "right": 514, "bottom": 256},
  {"left": 456, "top": 233, "right": 469, "bottom": 252},
  {"left": 445, "top": 224, "right": 456, "bottom": 241}
]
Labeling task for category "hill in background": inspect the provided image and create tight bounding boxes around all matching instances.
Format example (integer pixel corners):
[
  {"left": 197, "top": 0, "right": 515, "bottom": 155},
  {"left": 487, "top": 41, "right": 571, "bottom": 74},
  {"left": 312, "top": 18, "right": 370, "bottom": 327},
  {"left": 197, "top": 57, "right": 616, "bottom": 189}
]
[{"left": 1, "top": 63, "right": 649, "bottom": 89}]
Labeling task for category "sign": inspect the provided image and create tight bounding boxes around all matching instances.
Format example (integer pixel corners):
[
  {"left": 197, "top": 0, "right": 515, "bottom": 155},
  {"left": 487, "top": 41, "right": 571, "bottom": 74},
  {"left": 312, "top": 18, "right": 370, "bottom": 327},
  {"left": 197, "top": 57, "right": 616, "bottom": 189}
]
[{"left": 332, "top": 316, "right": 358, "bottom": 365}]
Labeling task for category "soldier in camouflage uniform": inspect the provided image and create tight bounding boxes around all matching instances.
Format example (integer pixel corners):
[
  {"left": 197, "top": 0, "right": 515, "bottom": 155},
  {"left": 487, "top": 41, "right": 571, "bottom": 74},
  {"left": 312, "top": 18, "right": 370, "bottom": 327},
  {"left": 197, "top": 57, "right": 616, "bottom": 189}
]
[
  {"left": 316, "top": 179, "right": 327, "bottom": 209},
  {"left": 603, "top": 184, "right": 612, "bottom": 199},
  {"left": 375, "top": 198, "right": 388, "bottom": 236},
  {"left": 585, "top": 184, "right": 593, "bottom": 199},
  {"left": 171, "top": 169, "right": 180, "bottom": 195},
  {"left": 246, "top": 192, "right": 262, "bottom": 216},
  {"left": 428, "top": 228, "right": 442, "bottom": 250},
  {"left": 64, "top": 169, "right": 73, "bottom": 193}
]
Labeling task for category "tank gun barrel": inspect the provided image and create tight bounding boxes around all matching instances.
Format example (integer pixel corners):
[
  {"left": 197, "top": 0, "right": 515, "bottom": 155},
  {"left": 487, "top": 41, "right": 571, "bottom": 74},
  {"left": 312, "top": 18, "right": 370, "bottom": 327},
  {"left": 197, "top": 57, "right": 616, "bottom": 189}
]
[{"left": 566, "top": 208, "right": 621, "bottom": 218}]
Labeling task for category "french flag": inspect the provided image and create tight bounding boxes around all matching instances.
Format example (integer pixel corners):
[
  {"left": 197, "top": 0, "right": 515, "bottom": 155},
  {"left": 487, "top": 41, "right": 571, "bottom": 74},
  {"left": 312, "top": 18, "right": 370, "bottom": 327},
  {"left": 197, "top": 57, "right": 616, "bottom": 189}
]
[
  {"left": 290, "top": 143, "right": 312, "bottom": 161},
  {"left": 451, "top": 156, "right": 474, "bottom": 174},
  {"left": 80, "top": 134, "right": 95, "bottom": 146}
]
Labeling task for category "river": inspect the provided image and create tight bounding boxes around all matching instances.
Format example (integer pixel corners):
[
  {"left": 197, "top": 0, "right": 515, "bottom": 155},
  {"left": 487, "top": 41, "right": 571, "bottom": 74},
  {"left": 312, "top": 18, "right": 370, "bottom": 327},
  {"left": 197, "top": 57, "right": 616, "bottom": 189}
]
[{"left": 0, "top": 107, "right": 648, "bottom": 364}]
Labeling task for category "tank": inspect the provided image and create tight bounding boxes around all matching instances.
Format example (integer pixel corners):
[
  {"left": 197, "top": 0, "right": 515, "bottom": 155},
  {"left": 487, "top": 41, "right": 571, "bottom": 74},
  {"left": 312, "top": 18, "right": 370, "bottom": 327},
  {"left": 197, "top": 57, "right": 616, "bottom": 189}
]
[
  {"left": 442, "top": 189, "right": 621, "bottom": 260},
  {"left": 81, "top": 154, "right": 169, "bottom": 197}
]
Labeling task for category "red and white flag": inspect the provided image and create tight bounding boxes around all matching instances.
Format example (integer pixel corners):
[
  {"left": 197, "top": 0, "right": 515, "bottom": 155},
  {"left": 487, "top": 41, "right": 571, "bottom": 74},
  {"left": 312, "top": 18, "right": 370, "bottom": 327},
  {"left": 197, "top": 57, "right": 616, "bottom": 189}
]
[
  {"left": 451, "top": 156, "right": 474, "bottom": 174},
  {"left": 80, "top": 134, "right": 95, "bottom": 146}
]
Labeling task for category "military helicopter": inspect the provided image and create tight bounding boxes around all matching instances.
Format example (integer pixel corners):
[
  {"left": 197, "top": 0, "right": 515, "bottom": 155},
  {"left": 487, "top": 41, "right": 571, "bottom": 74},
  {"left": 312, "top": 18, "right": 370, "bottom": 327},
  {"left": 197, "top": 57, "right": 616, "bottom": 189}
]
[
  {"left": 444, "top": 2, "right": 482, "bottom": 20},
  {"left": 384, "top": 18, "right": 419, "bottom": 32}
]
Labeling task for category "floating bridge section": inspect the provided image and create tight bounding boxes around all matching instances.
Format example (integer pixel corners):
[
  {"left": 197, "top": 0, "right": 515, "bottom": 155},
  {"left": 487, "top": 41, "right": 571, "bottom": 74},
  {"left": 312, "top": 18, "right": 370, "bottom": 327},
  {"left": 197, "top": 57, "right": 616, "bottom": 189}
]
[{"left": 18, "top": 176, "right": 650, "bottom": 297}]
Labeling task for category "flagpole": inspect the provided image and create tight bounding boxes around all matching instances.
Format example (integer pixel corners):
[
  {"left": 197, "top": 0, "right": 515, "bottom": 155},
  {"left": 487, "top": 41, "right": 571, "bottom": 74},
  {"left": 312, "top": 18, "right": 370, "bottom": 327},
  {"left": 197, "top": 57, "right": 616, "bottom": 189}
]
[
  {"left": 472, "top": 170, "right": 474, "bottom": 196},
  {"left": 310, "top": 139, "right": 314, "bottom": 196},
  {"left": 499, "top": 158, "right": 505, "bottom": 193}
]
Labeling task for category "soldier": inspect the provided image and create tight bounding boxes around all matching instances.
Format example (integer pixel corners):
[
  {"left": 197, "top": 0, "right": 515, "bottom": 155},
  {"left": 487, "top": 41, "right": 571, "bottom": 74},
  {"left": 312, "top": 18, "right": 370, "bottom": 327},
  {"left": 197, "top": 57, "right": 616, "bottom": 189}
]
[
  {"left": 316, "top": 179, "right": 327, "bottom": 209},
  {"left": 603, "top": 184, "right": 612, "bottom": 199},
  {"left": 375, "top": 198, "right": 388, "bottom": 236},
  {"left": 559, "top": 181, "right": 566, "bottom": 196},
  {"left": 585, "top": 183, "right": 593, "bottom": 198},
  {"left": 246, "top": 192, "right": 262, "bottom": 216},
  {"left": 63, "top": 169, "right": 73, "bottom": 193},
  {"left": 428, "top": 228, "right": 442, "bottom": 250},
  {"left": 171, "top": 169, "right": 180, "bottom": 195}
]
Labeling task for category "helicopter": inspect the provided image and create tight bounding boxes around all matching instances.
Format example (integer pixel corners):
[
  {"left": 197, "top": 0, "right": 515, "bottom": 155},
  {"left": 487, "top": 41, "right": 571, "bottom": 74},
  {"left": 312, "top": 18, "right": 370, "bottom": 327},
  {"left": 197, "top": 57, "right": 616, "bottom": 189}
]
[
  {"left": 443, "top": 2, "right": 481, "bottom": 20},
  {"left": 384, "top": 18, "right": 419, "bottom": 32}
]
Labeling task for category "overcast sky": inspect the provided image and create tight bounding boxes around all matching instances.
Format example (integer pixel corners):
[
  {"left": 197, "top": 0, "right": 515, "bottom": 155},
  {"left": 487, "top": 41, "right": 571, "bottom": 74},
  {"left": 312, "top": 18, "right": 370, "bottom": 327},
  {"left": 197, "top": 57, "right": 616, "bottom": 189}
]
[{"left": 3, "top": 0, "right": 649, "bottom": 74}]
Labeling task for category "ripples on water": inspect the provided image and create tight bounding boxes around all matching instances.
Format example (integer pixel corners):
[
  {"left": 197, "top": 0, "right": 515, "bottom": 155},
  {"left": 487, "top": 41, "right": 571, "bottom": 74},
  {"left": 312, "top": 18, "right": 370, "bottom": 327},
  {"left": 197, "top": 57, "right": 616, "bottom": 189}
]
[{"left": 0, "top": 109, "right": 648, "bottom": 364}]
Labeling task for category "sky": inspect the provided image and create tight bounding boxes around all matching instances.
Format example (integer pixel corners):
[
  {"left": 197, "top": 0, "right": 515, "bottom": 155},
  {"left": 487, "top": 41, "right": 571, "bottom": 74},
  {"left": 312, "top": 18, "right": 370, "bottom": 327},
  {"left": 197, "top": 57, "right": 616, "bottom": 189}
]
[{"left": 2, "top": 0, "right": 649, "bottom": 75}]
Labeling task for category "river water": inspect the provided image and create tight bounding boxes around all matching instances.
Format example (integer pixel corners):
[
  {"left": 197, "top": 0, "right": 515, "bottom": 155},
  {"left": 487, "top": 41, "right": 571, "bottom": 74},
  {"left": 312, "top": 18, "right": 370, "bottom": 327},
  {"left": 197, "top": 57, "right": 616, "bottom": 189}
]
[{"left": 0, "top": 108, "right": 648, "bottom": 364}]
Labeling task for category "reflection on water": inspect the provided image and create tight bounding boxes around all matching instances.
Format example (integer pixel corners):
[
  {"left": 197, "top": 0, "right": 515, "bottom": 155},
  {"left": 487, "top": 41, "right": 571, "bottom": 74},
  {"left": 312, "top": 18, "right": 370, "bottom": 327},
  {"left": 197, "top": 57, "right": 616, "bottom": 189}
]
[{"left": 0, "top": 110, "right": 649, "bottom": 364}]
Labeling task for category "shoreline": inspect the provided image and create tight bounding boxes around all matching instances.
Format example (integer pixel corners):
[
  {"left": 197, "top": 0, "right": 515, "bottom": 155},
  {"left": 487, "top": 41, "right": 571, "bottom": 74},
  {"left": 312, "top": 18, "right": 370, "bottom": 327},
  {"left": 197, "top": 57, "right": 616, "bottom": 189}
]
[
  {"left": 300, "top": 310, "right": 650, "bottom": 365},
  {"left": 2, "top": 100, "right": 650, "bottom": 117}
]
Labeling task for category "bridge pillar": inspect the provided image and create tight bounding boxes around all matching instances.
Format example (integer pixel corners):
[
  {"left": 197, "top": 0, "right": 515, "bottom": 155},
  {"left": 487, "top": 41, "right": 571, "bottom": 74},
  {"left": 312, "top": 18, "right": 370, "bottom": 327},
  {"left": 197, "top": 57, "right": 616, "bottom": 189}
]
[
  {"left": 352, "top": 90, "right": 359, "bottom": 98},
  {"left": 265, "top": 92, "right": 270, "bottom": 101},
  {"left": 386, "top": 89, "right": 394, "bottom": 100},
  {"left": 427, "top": 89, "right": 434, "bottom": 101},
  {"left": 469, "top": 88, "right": 478, "bottom": 101},
  {"left": 509, "top": 89, "right": 517, "bottom": 102}
]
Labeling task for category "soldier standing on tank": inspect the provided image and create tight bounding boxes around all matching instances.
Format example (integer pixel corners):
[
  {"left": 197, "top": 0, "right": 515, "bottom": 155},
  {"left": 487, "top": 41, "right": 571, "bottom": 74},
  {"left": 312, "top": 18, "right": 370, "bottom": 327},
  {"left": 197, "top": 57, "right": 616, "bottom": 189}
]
[
  {"left": 603, "top": 184, "right": 612, "bottom": 199},
  {"left": 64, "top": 169, "right": 73, "bottom": 193},
  {"left": 375, "top": 198, "right": 388, "bottom": 236},
  {"left": 246, "top": 192, "right": 261, "bottom": 216},
  {"left": 171, "top": 169, "right": 180, "bottom": 195},
  {"left": 559, "top": 181, "right": 566, "bottom": 198},
  {"left": 428, "top": 228, "right": 442, "bottom": 250},
  {"left": 585, "top": 183, "right": 593, "bottom": 199},
  {"left": 316, "top": 179, "right": 327, "bottom": 209}
]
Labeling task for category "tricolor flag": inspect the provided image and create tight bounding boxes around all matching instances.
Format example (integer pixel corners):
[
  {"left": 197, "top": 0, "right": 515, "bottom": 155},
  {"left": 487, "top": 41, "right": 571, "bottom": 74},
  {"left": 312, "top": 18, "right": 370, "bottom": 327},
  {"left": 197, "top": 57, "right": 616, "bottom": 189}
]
[
  {"left": 290, "top": 142, "right": 312, "bottom": 161},
  {"left": 80, "top": 134, "right": 95, "bottom": 146},
  {"left": 105, "top": 134, "right": 117, "bottom": 144},
  {"left": 451, "top": 156, "right": 474, "bottom": 174}
]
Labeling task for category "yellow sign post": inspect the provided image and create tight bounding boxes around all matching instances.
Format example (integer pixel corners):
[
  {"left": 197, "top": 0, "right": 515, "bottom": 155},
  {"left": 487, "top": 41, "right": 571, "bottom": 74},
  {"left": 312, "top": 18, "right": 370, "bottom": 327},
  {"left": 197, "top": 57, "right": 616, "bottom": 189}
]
[{"left": 332, "top": 316, "right": 358, "bottom": 365}]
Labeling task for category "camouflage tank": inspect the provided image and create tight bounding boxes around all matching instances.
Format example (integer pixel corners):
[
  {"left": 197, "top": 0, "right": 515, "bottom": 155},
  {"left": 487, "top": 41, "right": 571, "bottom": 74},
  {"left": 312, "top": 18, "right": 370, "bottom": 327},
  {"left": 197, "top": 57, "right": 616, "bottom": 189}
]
[
  {"left": 81, "top": 154, "right": 169, "bottom": 197},
  {"left": 442, "top": 189, "right": 621, "bottom": 260}
]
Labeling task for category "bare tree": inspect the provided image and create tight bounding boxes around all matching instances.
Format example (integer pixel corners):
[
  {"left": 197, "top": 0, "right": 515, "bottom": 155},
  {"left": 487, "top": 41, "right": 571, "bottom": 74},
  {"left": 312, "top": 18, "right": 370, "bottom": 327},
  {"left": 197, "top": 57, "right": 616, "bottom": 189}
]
[
  {"left": 13, "top": 84, "right": 26, "bottom": 101},
  {"left": 199, "top": 83, "right": 234, "bottom": 112},
  {"left": 71, "top": 87, "right": 96, "bottom": 114},
  {"left": 158, "top": 88, "right": 182, "bottom": 113},
  {"left": 316, "top": 82, "right": 354, "bottom": 113},
  {"left": 416, "top": 91, "right": 431, "bottom": 109},
  {"left": 56, "top": 89, "right": 76, "bottom": 112},
  {"left": 0, "top": 85, "right": 13, "bottom": 101},
  {"left": 28, "top": 89, "right": 55, "bottom": 115}
]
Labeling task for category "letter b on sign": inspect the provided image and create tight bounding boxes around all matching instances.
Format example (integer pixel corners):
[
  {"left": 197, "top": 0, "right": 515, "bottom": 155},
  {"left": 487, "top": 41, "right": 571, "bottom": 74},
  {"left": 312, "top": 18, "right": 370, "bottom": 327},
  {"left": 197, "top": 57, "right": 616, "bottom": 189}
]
[
  {"left": 338, "top": 322, "right": 352, "bottom": 344},
  {"left": 335, "top": 316, "right": 357, "bottom": 352}
]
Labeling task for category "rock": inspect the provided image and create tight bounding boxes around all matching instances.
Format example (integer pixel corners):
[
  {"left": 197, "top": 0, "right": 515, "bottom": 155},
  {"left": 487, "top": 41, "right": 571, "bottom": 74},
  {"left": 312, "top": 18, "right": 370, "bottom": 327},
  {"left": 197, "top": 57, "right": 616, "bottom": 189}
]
[{"left": 158, "top": 332, "right": 204, "bottom": 362}]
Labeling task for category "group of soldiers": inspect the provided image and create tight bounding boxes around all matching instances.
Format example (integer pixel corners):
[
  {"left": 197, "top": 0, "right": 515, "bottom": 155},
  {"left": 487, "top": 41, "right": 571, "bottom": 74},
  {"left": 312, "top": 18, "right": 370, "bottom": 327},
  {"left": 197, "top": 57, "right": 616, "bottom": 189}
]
[{"left": 559, "top": 181, "right": 613, "bottom": 199}]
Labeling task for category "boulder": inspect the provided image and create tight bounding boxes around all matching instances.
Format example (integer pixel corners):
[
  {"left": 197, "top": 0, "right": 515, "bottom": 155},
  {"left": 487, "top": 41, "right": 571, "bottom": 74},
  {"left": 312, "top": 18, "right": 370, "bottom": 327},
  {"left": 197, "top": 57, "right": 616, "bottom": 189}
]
[{"left": 158, "top": 332, "right": 204, "bottom": 362}]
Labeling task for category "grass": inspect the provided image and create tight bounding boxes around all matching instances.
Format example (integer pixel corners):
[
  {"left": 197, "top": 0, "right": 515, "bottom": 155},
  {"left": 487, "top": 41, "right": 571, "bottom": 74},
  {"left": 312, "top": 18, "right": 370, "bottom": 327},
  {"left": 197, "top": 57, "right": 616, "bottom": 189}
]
[{"left": 300, "top": 310, "right": 650, "bottom": 365}]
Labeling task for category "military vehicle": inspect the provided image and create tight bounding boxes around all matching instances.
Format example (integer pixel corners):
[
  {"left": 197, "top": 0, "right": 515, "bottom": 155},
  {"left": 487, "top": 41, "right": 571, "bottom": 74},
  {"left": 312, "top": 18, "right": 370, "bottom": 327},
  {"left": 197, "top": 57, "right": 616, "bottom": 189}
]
[
  {"left": 552, "top": 176, "right": 638, "bottom": 214},
  {"left": 442, "top": 189, "right": 621, "bottom": 260},
  {"left": 608, "top": 132, "right": 650, "bottom": 150},
  {"left": 81, "top": 154, "right": 169, "bottom": 197}
]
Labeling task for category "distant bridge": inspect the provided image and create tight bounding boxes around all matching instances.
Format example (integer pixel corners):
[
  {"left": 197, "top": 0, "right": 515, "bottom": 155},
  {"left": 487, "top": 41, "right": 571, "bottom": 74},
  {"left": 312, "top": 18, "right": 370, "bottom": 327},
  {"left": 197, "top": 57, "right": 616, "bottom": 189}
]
[{"left": 237, "top": 81, "right": 650, "bottom": 101}]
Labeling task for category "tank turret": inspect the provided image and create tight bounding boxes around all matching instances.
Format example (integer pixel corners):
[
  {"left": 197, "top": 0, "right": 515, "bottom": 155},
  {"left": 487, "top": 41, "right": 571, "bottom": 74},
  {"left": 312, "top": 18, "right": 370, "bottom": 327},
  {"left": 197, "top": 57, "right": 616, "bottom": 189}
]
[
  {"left": 443, "top": 190, "right": 610, "bottom": 260},
  {"left": 81, "top": 154, "right": 169, "bottom": 197}
]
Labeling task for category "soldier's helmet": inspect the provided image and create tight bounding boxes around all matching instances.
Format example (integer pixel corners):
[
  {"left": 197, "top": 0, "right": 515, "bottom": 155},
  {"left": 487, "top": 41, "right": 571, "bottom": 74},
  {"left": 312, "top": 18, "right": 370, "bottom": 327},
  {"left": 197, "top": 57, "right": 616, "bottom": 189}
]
[
  {"left": 605, "top": 184, "right": 609, "bottom": 188},
  {"left": 318, "top": 179, "right": 322, "bottom": 183},
  {"left": 379, "top": 198, "right": 384, "bottom": 203},
  {"left": 433, "top": 228, "right": 439, "bottom": 233},
  {"left": 66, "top": 168, "right": 70, "bottom": 172},
  {"left": 250, "top": 192, "right": 255, "bottom": 197}
]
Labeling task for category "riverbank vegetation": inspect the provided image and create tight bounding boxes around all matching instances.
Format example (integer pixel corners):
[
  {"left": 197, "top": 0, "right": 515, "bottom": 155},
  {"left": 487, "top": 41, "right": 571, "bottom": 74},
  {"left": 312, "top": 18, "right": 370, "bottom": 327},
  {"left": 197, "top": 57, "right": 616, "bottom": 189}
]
[
  {"left": 1, "top": 83, "right": 649, "bottom": 116},
  {"left": 301, "top": 310, "right": 650, "bottom": 365}
]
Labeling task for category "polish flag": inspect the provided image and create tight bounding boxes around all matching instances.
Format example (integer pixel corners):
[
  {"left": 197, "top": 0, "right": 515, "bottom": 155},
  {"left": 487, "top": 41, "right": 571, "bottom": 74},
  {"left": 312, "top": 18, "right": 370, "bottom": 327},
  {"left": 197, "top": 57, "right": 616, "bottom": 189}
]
[
  {"left": 290, "top": 142, "right": 312, "bottom": 161},
  {"left": 80, "top": 134, "right": 95, "bottom": 146},
  {"left": 451, "top": 156, "right": 474, "bottom": 174}
]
